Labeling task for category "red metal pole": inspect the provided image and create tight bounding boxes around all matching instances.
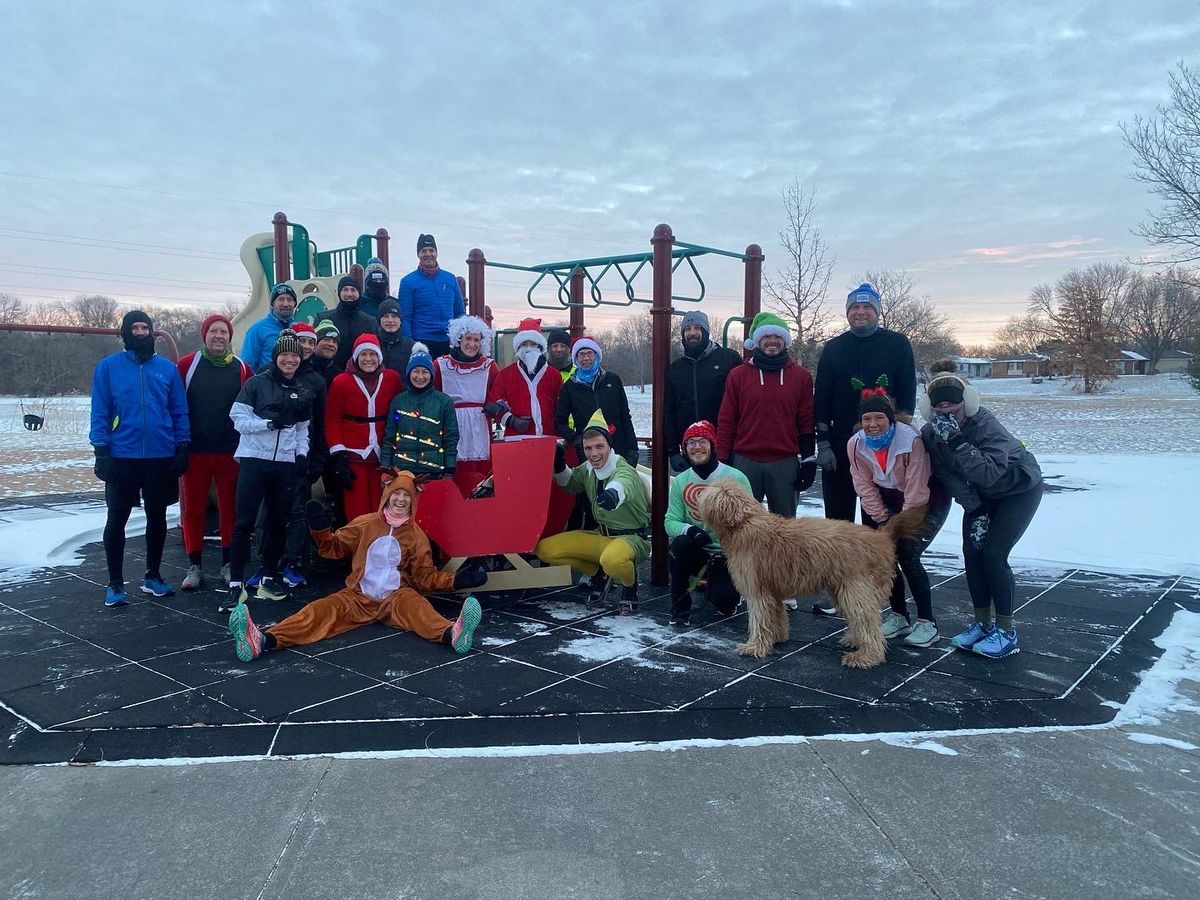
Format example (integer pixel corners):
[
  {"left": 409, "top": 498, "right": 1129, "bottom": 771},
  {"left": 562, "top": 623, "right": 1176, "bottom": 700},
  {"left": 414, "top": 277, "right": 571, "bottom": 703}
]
[
  {"left": 466, "top": 249, "right": 486, "bottom": 319},
  {"left": 375, "top": 228, "right": 390, "bottom": 270},
  {"left": 569, "top": 269, "right": 585, "bottom": 340},
  {"left": 743, "top": 243, "right": 764, "bottom": 359},
  {"left": 649, "top": 223, "right": 675, "bottom": 586},
  {"left": 0, "top": 324, "right": 179, "bottom": 361},
  {"left": 272, "top": 211, "right": 290, "bottom": 285}
]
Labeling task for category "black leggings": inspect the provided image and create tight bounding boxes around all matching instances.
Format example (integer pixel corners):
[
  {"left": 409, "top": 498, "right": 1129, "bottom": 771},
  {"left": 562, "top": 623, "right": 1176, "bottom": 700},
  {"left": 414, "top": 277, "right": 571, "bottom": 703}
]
[
  {"left": 230, "top": 458, "right": 296, "bottom": 584},
  {"left": 820, "top": 453, "right": 861, "bottom": 523},
  {"left": 668, "top": 534, "right": 739, "bottom": 617},
  {"left": 962, "top": 484, "right": 1043, "bottom": 619},
  {"left": 863, "top": 502, "right": 950, "bottom": 622},
  {"left": 103, "top": 458, "right": 173, "bottom": 586}
]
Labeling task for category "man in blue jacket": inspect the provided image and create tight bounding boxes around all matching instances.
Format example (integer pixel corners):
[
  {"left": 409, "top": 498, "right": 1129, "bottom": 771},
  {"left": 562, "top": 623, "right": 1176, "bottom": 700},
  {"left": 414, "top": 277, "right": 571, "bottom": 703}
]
[
  {"left": 90, "top": 310, "right": 191, "bottom": 607},
  {"left": 398, "top": 233, "right": 464, "bottom": 358},
  {"left": 241, "top": 283, "right": 298, "bottom": 370}
]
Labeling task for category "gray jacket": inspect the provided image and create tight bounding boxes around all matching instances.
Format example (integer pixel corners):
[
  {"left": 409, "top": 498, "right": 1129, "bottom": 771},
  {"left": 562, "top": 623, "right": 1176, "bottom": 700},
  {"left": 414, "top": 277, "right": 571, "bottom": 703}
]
[{"left": 920, "top": 407, "right": 1041, "bottom": 511}]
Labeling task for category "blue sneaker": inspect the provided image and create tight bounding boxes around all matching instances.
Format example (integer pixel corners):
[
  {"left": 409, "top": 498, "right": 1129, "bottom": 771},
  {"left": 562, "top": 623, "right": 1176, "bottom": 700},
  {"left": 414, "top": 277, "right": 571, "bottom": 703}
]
[
  {"left": 104, "top": 584, "right": 128, "bottom": 607},
  {"left": 973, "top": 626, "right": 1020, "bottom": 658},
  {"left": 282, "top": 563, "right": 306, "bottom": 588},
  {"left": 950, "top": 621, "right": 994, "bottom": 651},
  {"left": 245, "top": 568, "right": 265, "bottom": 589},
  {"left": 140, "top": 575, "right": 175, "bottom": 598}
]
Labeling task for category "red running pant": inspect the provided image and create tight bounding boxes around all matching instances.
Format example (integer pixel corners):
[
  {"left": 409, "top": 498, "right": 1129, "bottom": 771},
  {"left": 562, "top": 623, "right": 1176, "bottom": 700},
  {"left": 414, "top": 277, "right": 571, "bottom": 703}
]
[
  {"left": 180, "top": 452, "right": 239, "bottom": 555},
  {"left": 342, "top": 454, "right": 385, "bottom": 521}
]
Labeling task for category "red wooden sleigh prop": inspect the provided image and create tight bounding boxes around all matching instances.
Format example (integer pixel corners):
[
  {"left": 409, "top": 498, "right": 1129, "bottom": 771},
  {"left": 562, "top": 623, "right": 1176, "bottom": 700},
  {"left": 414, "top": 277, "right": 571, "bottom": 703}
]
[{"left": 415, "top": 435, "right": 573, "bottom": 591}]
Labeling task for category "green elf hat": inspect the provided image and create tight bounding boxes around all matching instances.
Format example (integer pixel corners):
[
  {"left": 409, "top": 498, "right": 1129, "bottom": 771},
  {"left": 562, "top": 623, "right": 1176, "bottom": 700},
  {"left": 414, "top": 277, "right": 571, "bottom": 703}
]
[
  {"left": 743, "top": 311, "right": 793, "bottom": 351},
  {"left": 581, "top": 408, "right": 615, "bottom": 445}
]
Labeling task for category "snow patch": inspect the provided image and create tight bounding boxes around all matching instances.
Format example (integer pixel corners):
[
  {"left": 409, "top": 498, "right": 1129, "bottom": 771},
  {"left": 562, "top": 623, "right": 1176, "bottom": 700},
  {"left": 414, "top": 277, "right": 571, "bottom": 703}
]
[
  {"left": 1113, "top": 609, "right": 1200, "bottom": 727},
  {"left": 879, "top": 735, "right": 960, "bottom": 756},
  {"left": 1124, "top": 733, "right": 1199, "bottom": 751}
]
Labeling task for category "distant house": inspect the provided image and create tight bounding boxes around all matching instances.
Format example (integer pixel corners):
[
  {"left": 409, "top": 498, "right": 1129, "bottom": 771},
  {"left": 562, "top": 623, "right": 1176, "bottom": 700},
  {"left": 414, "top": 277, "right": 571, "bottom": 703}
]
[
  {"left": 989, "top": 353, "right": 1050, "bottom": 378},
  {"left": 1108, "top": 348, "right": 1148, "bottom": 376},
  {"left": 951, "top": 356, "right": 992, "bottom": 378},
  {"left": 1154, "top": 349, "right": 1195, "bottom": 374}
]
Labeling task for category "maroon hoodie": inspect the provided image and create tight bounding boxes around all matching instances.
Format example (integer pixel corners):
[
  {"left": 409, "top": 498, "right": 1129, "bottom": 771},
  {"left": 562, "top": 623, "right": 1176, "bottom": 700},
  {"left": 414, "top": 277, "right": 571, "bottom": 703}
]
[{"left": 716, "top": 356, "right": 814, "bottom": 462}]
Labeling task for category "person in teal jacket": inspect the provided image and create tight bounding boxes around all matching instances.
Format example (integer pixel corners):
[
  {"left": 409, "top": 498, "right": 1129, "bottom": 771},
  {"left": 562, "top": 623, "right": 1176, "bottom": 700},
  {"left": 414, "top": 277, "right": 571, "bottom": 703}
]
[
  {"left": 379, "top": 344, "right": 459, "bottom": 478},
  {"left": 241, "top": 283, "right": 298, "bottom": 370},
  {"left": 664, "top": 420, "right": 753, "bottom": 626}
]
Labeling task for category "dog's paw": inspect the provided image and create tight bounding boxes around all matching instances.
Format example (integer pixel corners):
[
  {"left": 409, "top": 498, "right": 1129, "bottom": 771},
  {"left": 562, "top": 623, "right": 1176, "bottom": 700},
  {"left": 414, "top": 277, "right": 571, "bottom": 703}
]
[
  {"left": 837, "top": 635, "right": 857, "bottom": 648},
  {"left": 736, "top": 640, "right": 771, "bottom": 658},
  {"left": 841, "top": 649, "right": 884, "bottom": 669}
]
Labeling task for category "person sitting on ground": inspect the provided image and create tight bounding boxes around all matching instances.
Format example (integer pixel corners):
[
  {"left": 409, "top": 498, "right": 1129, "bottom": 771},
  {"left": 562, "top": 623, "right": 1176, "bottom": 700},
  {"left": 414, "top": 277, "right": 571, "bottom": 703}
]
[
  {"left": 227, "top": 471, "right": 489, "bottom": 662},
  {"left": 848, "top": 388, "right": 950, "bottom": 648},
  {"left": 664, "top": 420, "right": 753, "bottom": 627},
  {"left": 176, "top": 313, "right": 253, "bottom": 592},
  {"left": 376, "top": 297, "right": 414, "bottom": 378},
  {"left": 535, "top": 411, "right": 650, "bottom": 615},
  {"left": 222, "top": 330, "right": 314, "bottom": 613},
  {"left": 555, "top": 337, "right": 639, "bottom": 466},
  {"left": 919, "top": 359, "right": 1043, "bottom": 659},
  {"left": 379, "top": 344, "right": 459, "bottom": 479},
  {"left": 433, "top": 315, "right": 498, "bottom": 497}
]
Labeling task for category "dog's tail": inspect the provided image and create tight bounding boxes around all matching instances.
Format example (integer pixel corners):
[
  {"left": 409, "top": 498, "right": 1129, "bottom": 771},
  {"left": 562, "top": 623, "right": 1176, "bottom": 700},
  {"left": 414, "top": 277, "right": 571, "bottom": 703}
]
[{"left": 880, "top": 504, "right": 929, "bottom": 544}]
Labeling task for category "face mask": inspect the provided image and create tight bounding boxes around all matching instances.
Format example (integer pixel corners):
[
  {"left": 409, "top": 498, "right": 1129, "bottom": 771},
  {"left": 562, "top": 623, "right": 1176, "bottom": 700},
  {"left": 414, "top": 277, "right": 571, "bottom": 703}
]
[{"left": 517, "top": 347, "right": 543, "bottom": 371}]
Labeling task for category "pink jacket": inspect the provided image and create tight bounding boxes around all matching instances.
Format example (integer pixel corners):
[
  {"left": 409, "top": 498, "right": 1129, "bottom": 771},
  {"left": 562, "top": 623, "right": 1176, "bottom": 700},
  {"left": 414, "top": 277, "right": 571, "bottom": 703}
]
[{"left": 847, "top": 422, "right": 931, "bottom": 521}]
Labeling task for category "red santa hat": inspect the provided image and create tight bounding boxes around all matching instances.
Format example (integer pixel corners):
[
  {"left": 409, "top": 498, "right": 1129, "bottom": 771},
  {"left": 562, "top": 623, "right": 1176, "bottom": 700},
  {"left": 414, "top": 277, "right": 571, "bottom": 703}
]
[
  {"left": 291, "top": 322, "right": 317, "bottom": 342},
  {"left": 512, "top": 317, "right": 547, "bottom": 353},
  {"left": 351, "top": 333, "right": 382, "bottom": 363},
  {"left": 681, "top": 420, "right": 717, "bottom": 451}
]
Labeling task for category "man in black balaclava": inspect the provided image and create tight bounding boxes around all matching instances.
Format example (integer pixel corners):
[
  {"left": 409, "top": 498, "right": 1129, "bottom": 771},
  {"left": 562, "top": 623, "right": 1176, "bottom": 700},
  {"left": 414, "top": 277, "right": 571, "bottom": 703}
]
[
  {"left": 360, "top": 257, "right": 394, "bottom": 319},
  {"left": 316, "top": 274, "right": 376, "bottom": 370},
  {"left": 89, "top": 310, "right": 191, "bottom": 608}
]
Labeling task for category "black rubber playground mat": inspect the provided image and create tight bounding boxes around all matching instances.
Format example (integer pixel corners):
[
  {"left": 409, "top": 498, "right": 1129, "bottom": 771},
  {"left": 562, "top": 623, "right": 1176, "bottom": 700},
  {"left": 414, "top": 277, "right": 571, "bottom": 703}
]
[{"left": 0, "top": 510, "right": 1191, "bottom": 764}]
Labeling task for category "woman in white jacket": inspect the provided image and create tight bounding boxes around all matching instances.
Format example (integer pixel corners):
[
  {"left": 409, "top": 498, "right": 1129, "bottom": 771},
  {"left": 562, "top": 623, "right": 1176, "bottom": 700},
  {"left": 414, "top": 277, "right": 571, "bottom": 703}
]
[{"left": 221, "top": 331, "right": 314, "bottom": 613}]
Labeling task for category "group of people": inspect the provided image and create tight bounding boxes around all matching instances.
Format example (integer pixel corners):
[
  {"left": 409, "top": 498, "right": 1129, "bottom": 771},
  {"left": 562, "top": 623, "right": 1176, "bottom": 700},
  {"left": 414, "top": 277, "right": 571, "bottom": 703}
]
[{"left": 90, "top": 257, "right": 1042, "bottom": 666}]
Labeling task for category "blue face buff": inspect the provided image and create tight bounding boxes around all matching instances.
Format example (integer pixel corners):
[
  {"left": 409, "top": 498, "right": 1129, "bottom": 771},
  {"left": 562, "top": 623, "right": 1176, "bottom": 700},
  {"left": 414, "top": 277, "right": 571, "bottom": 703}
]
[
  {"left": 575, "top": 357, "right": 600, "bottom": 384},
  {"left": 864, "top": 423, "right": 895, "bottom": 451}
]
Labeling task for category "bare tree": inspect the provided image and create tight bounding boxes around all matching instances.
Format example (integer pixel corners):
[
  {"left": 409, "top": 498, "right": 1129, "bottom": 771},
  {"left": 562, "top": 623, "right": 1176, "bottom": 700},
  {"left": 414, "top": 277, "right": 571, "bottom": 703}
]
[
  {"left": 1123, "top": 63, "right": 1200, "bottom": 264},
  {"left": 1115, "top": 269, "right": 1200, "bottom": 372},
  {"left": 857, "top": 269, "right": 960, "bottom": 371},
  {"left": 992, "top": 310, "right": 1050, "bottom": 358},
  {"left": 0, "top": 292, "right": 24, "bottom": 325},
  {"left": 960, "top": 343, "right": 992, "bottom": 359},
  {"left": 607, "top": 310, "right": 654, "bottom": 391},
  {"left": 1031, "top": 263, "right": 1132, "bottom": 393},
  {"left": 764, "top": 180, "right": 837, "bottom": 369},
  {"left": 59, "top": 294, "right": 121, "bottom": 329}
]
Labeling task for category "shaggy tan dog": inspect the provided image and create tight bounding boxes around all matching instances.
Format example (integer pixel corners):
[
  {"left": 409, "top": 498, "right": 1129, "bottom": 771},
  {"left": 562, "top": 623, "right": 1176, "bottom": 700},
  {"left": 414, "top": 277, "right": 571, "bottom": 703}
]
[{"left": 696, "top": 479, "right": 927, "bottom": 668}]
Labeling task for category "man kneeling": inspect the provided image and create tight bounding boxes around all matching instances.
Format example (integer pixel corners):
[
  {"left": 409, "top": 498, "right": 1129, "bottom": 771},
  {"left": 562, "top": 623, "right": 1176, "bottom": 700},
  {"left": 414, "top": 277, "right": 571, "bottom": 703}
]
[
  {"left": 228, "top": 471, "right": 487, "bottom": 661},
  {"left": 665, "top": 420, "right": 753, "bottom": 627},
  {"left": 535, "top": 412, "right": 649, "bottom": 615}
]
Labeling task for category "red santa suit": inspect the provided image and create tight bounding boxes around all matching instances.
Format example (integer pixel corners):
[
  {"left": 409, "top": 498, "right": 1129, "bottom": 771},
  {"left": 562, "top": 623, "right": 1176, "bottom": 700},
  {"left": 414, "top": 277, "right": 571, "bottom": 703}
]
[
  {"left": 326, "top": 335, "right": 402, "bottom": 520},
  {"left": 488, "top": 318, "right": 572, "bottom": 536},
  {"left": 433, "top": 315, "right": 498, "bottom": 497}
]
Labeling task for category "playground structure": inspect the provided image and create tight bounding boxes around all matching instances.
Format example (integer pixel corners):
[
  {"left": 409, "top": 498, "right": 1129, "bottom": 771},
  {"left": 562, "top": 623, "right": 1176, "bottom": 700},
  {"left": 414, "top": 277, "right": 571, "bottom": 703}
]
[{"left": 237, "top": 213, "right": 764, "bottom": 586}]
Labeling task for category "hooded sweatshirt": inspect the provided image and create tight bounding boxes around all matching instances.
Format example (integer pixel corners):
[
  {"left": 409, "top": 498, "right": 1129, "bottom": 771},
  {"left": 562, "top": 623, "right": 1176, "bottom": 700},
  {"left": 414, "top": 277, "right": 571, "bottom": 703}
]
[{"left": 716, "top": 354, "right": 814, "bottom": 462}]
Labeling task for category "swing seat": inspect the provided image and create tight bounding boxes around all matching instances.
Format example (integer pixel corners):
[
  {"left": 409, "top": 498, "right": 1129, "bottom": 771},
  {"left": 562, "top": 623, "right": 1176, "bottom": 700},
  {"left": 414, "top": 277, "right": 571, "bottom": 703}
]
[{"left": 23, "top": 414, "right": 44, "bottom": 432}]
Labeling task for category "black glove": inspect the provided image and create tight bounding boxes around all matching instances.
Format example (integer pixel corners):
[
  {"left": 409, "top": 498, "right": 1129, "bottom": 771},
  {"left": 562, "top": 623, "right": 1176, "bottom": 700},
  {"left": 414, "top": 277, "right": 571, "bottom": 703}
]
[
  {"left": 482, "top": 400, "right": 509, "bottom": 419},
  {"left": 168, "top": 443, "right": 190, "bottom": 478},
  {"left": 509, "top": 415, "right": 533, "bottom": 433},
  {"left": 572, "top": 439, "right": 585, "bottom": 462},
  {"left": 595, "top": 487, "right": 619, "bottom": 511},
  {"left": 794, "top": 458, "right": 817, "bottom": 492},
  {"left": 453, "top": 559, "right": 488, "bottom": 590},
  {"left": 554, "top": 441, "right": 567, "bottom": 473},
  {"left": 815, "top": 440, "right": 837, "bottom": 473},
  {"left": 686, "top": 525, "right": 711, "bottom": 548},
  {"left": 295, "top": 454, "right": 307, "bottom": 476},
  {"left": 304, "top": 499, "right": 332, "bottom": 531},
  {"left": 669, "top": 451, "right": 688, "bottom": 473},
  {"left": 332, "top": 452, "right": 356, "bottom": 490},
  {"left": 624, "top": 451, "right": 640, "bottom": 466},
  {"left": 93, "top": 446, "right": 112, "bottom": 482}
]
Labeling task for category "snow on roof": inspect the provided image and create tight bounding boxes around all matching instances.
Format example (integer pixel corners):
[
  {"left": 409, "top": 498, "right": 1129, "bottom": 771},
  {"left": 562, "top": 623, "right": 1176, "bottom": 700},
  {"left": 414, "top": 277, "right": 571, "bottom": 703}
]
[
  {"left": 952, "top": 356, "right": 992, "bottom": 365},
  {"left": 1120, "top": 350, "right": 1149, "bottom": 361}
]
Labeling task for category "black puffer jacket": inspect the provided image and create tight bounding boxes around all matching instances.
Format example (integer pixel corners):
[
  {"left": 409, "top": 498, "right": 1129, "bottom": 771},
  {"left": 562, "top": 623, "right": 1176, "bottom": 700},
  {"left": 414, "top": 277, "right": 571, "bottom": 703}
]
[
  {"left": 316, "top": 302, "right": 377, "bottom": 370},
  {"left": 555, "top": 369, "right": 639, "bottom": 465},
  {"left": 664, "top": 341, "right": 743, "bottom": 452}
]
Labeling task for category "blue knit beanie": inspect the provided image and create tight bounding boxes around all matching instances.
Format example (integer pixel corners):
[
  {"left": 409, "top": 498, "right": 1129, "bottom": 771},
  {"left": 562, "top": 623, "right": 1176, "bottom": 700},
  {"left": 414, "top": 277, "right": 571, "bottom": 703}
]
[
  {"left": 846, "top": 283, "right": 882, "bottom": 315},
  {"left": 406, "top": 342, "right": 434, "bottom": 379}
]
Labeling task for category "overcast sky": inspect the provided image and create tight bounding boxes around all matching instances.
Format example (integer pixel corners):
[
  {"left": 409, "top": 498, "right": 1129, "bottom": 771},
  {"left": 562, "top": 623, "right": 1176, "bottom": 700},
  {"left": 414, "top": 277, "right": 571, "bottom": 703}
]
[{"left": 1, "top": 0, "right": 1195, "bottom": 346}]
